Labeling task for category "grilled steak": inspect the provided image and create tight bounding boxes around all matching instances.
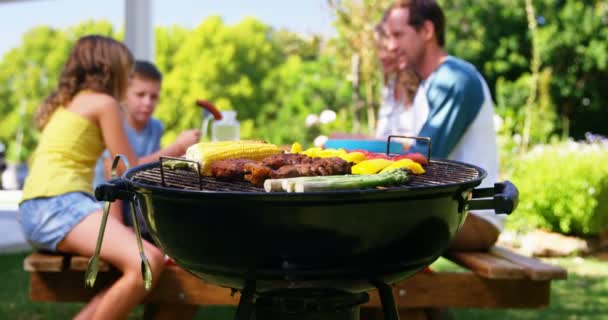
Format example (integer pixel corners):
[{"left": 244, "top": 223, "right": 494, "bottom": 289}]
[
  {"left": 244, "top": 163, "right": 274, "bottom": 186},
  {"left": 210, "top": 154, "right": 352, "bottom": 186},
  {"left": 211, "top": 159, "right": 258, "bottom": 181},
  {"left": 261, "top": 153, "right": 313, "bottom": 169}
]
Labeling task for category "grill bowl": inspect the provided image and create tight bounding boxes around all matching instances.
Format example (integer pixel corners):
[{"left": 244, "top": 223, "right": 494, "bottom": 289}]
[{"left": 101, "top": 159, "right": 499, "bottom": 293}]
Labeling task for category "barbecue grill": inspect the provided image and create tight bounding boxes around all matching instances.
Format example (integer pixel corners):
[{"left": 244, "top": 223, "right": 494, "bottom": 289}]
[{"left": 89, "top": 138, "right": 518, "bottom": 320}]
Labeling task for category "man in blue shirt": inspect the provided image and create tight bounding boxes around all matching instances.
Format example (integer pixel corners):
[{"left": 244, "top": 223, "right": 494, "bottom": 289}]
[
  {"left": 94, "top": 61, "right": 200, "bottom": 236},
  {"left": 382, "top": 0, "right": 504, "bottom": 250}
]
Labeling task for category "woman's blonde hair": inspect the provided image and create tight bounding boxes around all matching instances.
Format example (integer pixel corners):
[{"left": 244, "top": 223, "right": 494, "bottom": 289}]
[
  {"left": 374, "top": 22, "right": 419, "bottom": 106},
  {"left": 34, "top": 35, "right": 134, "bottom": 129}
]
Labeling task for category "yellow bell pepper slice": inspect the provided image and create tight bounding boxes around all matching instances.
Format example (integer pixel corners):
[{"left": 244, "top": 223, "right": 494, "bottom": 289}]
[
  {"left": 351, "top": 159, "right": 395, "bottom": 175},
  {"left": 302, "top": 147, "right": 322, "bottom": 157},
  {"left": 380, "top": 158, "right": 426, "bottom": 174},
  {"left": 340, "top": 152, "right": 367, "bottom": 164},
  {"left": 291, "top": 142, "right": 303, "bottom": 154}
]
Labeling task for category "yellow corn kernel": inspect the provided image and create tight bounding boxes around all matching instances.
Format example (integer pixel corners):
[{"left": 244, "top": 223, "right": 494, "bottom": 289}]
[
  {"left": 380, "top": 158, "right": 425, "bottom": 174},
  {"left": 351, "top": 159, "right": 394, "bottom": 175},
  {"left": 186, "top": 141, "right": 282, "bottom": 175}
]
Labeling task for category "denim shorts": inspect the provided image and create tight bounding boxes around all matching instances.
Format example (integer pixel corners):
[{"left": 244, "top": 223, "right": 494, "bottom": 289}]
[{"left": 18, "top": 192, "right": 103, "bottom": 252}]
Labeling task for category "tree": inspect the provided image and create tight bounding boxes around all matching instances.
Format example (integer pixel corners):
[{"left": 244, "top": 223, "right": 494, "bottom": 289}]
[
  {"left": 326, "top": 0, "right": 392, "bottom": 135},
  {"left": 534, "top": 0, "right": 608, "bottom": 138},
  {"left": 0, "top": 21, "right": 117, "bottom": 162},
  {"left": 442, "top": 0, "right": 608, "bottom": 139},
  {"left": 256, "top": 55, "right": 353, "bottom": 145},
  {"left": 155, "top": 17, "right": 285, "bottom": 145}
]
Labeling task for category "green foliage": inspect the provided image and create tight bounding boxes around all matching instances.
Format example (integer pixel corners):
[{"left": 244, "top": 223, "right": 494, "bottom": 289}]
[
  {"left": 444, "top": 0, "right": 608, "bottom": 139},
  {"left": 495, "top": 68, "right": 557, "bottom": 172},
  {"left": 154, "top": 25, "right": 189, "bottom": 76},
  {"left": 506, "top": 140, "right": 608, "bottom": 236},
  {"left": 443, "top": 0, "right": 530, "bottom": 87},
  {"left": 326, "top": 0, "right": 393, "bottom": 134},
  {"left": 256, "top": 55, "right": 352, "bottom": 146},
  {"left": 534, "top": 0, "right": 608, "bottom": 138},
  {"left": 156, "top": 16, "right": 286, "bottom": 146},
  {"left": 0, "top": 17, "right": 335, "bottom": 159},
  {"left": 0, "top": 21, "right": 118, "bottom": 162}
]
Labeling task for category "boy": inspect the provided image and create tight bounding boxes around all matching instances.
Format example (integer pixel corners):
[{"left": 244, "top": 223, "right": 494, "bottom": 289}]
[{"left": 94, "top": 60, "right": 200, "bottom": 231}]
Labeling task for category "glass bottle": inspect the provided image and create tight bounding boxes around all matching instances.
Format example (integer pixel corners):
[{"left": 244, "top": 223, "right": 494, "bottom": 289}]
[{"left": 211, "top": 110, "right": 240, "bottom": 141}]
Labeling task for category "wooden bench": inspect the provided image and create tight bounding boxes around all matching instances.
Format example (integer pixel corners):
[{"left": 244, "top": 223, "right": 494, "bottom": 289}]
[{"left": 24, "top": 246, "right": 567, "bottom": 320}]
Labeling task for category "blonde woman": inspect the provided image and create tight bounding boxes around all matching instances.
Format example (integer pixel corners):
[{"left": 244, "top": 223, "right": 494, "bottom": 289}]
[{"left": 374, "top": 22, "right": 423, "bottom": 148}]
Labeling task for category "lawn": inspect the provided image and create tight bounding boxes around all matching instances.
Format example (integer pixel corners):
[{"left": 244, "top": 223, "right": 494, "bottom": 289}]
[{"left": 1, "top": 252, "right": 607, "bottom": 319}]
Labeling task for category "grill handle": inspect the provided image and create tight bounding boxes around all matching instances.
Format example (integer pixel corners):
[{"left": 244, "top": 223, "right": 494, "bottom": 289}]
[
  {"left": 468, "top": 180, "right": 519, "bottom": 215},
  {"left": 95, "top": 178, "right": 133, "bottom": 202}
]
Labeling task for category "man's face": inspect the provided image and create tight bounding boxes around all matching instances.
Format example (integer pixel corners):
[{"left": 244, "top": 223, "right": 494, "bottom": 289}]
[
  {"left": 124, "top": 76, "right": 161, "bottom": 127},
  {"left": 384, "top": 7, "right": 426, "bottom": 72}
]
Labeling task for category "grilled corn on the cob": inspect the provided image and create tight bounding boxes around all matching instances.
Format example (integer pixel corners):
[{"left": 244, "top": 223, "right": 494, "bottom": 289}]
[{"left": 185, "top": 141, "right": 282, "bottom": 175}]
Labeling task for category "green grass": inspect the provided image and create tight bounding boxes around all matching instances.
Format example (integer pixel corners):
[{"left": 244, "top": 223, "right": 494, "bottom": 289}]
[
  {"left": 1, "top": 252, "right": 607, "bottom": 319},
  {"left": 431, "top": 256, "right": 608, "bottom": 320}
]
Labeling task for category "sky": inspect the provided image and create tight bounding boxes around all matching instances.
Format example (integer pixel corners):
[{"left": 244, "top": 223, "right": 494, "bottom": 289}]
[{"left": 0, "top": 0, "right": 335, "bottom": 57}]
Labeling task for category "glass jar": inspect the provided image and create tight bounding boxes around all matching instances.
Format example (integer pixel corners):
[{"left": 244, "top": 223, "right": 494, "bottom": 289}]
[{"left": 211, "top": 110, "right": 240, "bottom": 141}]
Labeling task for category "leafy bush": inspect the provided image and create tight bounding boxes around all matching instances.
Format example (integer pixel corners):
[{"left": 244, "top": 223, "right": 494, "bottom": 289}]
[{"left": 505, "top": 137, "right": 608, "bottom": 236}]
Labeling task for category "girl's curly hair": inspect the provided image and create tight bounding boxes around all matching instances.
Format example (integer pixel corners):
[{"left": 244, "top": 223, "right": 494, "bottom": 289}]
[{"left": 34, "top": 35, "right": 134, "bottom": 129}]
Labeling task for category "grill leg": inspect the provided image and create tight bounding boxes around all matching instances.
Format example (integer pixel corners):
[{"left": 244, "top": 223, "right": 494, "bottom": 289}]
[
  {"left": 373, "top": 281, "right": 400, "bottom": 320},
  {"left": 234, "top": 280, "right": 256, "bottom": 320}
]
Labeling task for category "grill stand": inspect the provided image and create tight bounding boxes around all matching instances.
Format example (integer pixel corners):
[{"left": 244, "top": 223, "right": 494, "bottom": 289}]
[{"left": 233, "top": 282, "right": 400, "bottom": 320}]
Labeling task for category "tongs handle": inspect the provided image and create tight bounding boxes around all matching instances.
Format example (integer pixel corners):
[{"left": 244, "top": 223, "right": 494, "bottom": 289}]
[
  {"left": 85, "top": 155, "right": 126, "bottom": 287},
  {"left": 468, "top": 180, "right": 519, "bottom": 215},
  {"left": 387, "top": 135, "right": 432, "bottom": 161},
  {"left": 85, "top": 155, "right": 153, "bottom": 290},
  {"left": 130, "top": 197, "right": 153, "bottom": 290}
]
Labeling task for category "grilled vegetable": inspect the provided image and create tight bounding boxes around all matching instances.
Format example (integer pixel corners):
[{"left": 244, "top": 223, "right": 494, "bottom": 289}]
[
  {"left": 392, "top": 152, "right": 429, "bottom": 166},
  {"left": 351, "top": 158, "right": 394, "bottom": 175},
  {"left": 290, "top": 142, "right": 303, "bottom": 154},
  {"left": 294, "top": 169, "right": 408, "bottom": 192},
  {"left": 341, "top": 151, "right": 367, "bottom": 164},
  {"left": 185, "top": 141, "right": 282, "bottom": 175},
  {"left": 264, "top": 174, "right": 357, "bottom": 192},
  {"left": 380, "top": 158, "right": 425, "bottom": 174},
  {"left": 264, "top": 169, "right": 409, "bottom": 193}
]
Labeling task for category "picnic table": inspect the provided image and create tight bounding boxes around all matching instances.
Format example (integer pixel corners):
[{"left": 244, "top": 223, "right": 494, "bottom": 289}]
[{"left": 24, "top": 245, "right": 567, "bottom": 319}]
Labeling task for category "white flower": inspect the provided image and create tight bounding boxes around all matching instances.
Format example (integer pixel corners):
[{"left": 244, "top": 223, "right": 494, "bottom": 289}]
[
  {"left": 313, "top": 135, "right": 328, "bottom": 148},
  {"left": 513, "top": 134, "right": 521, "bottom": 145},
  {"left": 319, "top": 109, "right": 337, "bottom": 124},
  {"left": 493, "top": 114, "right": 503, "bottom": 131},
  {"left": 305, "top": 114, "right": 319, "bottom": 127}
]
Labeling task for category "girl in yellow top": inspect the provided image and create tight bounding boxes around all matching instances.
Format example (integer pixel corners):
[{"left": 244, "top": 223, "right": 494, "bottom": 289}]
[{"left": 18, "top": 35, "right": 176, "bottom": 320}]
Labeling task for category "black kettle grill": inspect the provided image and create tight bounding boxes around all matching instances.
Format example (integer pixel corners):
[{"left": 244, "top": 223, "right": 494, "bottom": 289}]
[{"left": 89, "top": 138, "right": 518, "bottom": 320}]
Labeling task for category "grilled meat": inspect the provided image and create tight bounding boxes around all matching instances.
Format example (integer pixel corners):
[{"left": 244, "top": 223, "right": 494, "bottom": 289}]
[
  {"left": 261, "top": 153, "right": 313, "bottom": 169},
  {"left": 210, "top": 159, "right": 258, "bottom": 181},
  {"left": 210, "top": 154, "right": 352, "bottom": 186},
  {"left": 270, "top": 157, "right": 351, "bottom": 178},
  {"left": 243, "top": 163, "right": 274, "bottom": 186}
]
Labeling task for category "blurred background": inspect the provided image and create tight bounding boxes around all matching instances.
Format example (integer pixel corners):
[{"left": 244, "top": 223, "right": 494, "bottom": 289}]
[{"left": 0, "top": 0, "right": 607, "bottom": 319}]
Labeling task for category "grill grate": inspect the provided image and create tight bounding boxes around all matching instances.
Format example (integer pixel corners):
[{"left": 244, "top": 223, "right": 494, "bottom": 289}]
[{"left": 129, "top": 160, "right": 481, "bottom": 193}]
